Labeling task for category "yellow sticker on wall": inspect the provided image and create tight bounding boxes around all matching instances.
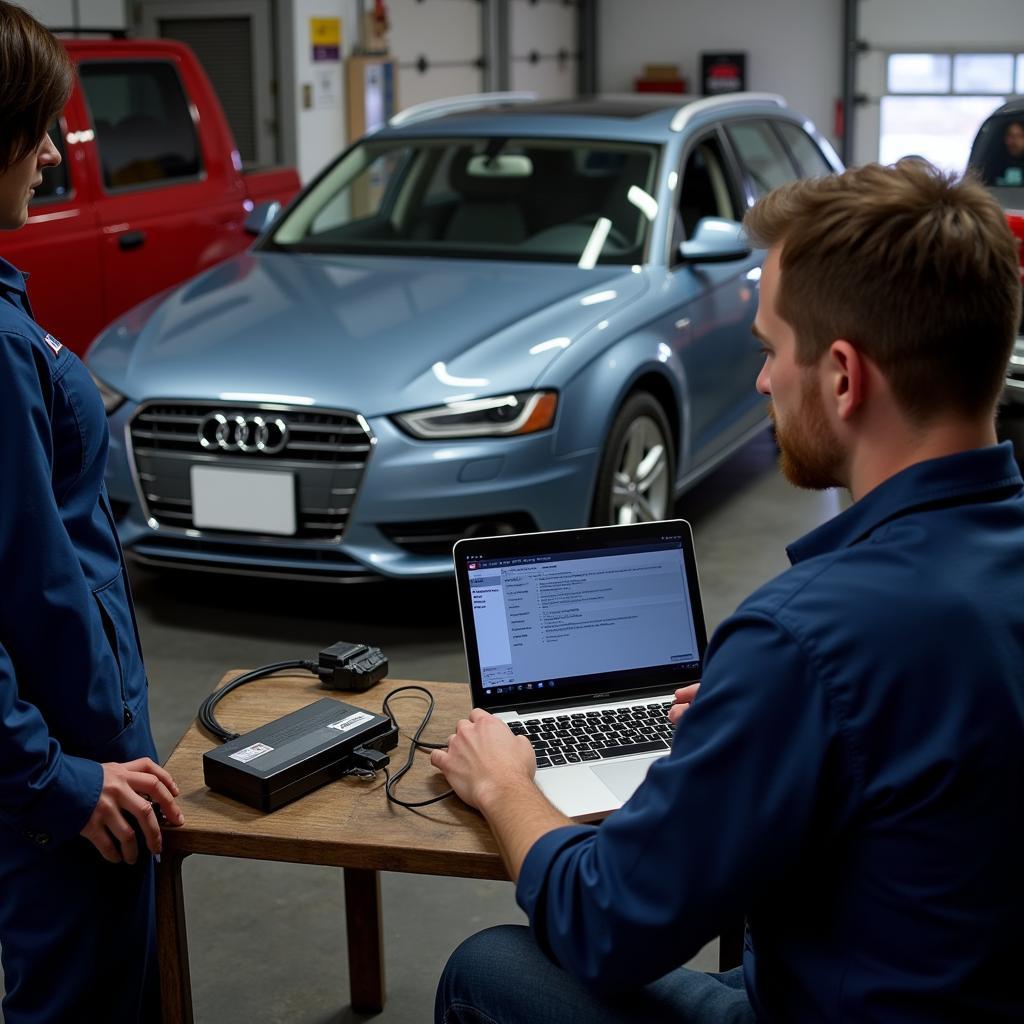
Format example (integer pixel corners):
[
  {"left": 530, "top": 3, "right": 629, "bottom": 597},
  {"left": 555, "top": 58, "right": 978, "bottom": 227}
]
[{"left": 311, "top": 17, "right": 341, "bottom": 61}]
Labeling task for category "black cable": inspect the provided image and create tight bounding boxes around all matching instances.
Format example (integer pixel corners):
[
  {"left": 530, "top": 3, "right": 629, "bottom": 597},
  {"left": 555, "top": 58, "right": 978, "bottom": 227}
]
[
  {"left": 378, "top": 684, "right": 455, "bottom": 808},
  {"left": 198, "top": 659, "right": 318, "bottom": 741}
]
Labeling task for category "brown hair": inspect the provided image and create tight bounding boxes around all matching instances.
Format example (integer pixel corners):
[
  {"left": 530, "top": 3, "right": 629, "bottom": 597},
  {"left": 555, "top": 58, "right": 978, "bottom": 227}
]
[
  {"left": 0, "top": 1, "right": 73, "bottom": 173},
  {"left": 744, "top": 159, "right": 1022, "bottom": 422}
]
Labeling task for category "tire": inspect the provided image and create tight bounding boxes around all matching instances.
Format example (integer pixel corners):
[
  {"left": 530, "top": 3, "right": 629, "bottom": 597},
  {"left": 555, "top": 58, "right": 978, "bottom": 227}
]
[{"left": 591, "top": 392, "right": 676, "bottom": 525}]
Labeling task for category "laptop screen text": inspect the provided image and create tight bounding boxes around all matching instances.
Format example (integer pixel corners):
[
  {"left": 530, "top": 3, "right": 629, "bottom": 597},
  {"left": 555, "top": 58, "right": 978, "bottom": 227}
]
[{"left": 466, "top": 540, "right": 699, "bottom": 697}]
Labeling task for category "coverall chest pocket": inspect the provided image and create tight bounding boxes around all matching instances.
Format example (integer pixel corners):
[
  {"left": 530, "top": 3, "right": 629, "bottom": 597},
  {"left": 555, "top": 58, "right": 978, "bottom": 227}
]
[{"left": 91, "top": 575, "right": 146, "bottom": 729}]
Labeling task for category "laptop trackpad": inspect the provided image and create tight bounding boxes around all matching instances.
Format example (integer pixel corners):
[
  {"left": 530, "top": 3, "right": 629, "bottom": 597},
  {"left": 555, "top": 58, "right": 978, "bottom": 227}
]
[{"left": 591, "top": 759, "right": 653, "bottom": 802}]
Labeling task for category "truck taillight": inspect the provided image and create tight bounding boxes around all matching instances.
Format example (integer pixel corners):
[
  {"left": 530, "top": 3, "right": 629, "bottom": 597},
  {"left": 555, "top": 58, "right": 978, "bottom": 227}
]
[{"left": 1007, "top": 212, "right": 1024, "bottom": 282}]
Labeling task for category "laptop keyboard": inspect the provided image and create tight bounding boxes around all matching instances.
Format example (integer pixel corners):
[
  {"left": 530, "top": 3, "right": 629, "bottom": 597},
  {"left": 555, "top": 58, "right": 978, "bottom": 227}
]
[{"left": 509, "top": 702, "right": 675, "bottom": 769}]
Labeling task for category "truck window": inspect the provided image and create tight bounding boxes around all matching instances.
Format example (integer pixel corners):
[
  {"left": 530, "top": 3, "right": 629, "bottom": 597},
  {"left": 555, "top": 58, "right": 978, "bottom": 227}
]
[
  {"left": 79, "top": 61, "right": 202, "bottom": 190},
  {"left": 30, "top": 121, "right": 70, "bottom": 204}
]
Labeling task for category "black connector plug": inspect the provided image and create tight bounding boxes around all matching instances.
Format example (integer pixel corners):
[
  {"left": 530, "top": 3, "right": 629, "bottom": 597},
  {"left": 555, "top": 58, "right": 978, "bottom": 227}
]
[
  {"left": 318, "top": 640, "right": 388, "bottom": 692},
  {"left": 352, "top": 745, "right": 391, "bottom": 773}
]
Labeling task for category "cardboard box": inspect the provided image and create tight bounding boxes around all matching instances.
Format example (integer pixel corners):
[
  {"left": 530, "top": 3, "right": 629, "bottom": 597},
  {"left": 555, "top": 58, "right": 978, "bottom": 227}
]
[{"left": 644, "top": 63, "right": 682, "bottom": 81}]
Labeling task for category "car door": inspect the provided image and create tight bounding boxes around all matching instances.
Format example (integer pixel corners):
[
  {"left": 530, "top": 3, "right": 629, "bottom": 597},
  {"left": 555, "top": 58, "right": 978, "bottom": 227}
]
[
  {"left": 15, "top": 96, "right": 104, "bottom": 354},
  {"left": 77, "top": 51, "right": 246, "bottom": 325},
  {"left": 647, "top": 127, "right": 764, "bottom": 472}
]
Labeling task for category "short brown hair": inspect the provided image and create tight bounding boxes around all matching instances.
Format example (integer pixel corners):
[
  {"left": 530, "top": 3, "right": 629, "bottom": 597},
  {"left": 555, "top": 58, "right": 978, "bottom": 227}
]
[
  {"left": 0, "top": 1, "right": 73, "bottom": 173},
  {"left": 744, "top": 160, "right": 1022, "bottom": 422}
]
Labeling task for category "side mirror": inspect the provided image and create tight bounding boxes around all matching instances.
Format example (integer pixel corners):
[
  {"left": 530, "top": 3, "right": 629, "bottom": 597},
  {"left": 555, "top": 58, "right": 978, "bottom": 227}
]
[
  {"left": 678, "top": 217, "right": 751, "bottom": 263},
  {"left": 244, "top": 200, "right": 282, "bottom": 236}
]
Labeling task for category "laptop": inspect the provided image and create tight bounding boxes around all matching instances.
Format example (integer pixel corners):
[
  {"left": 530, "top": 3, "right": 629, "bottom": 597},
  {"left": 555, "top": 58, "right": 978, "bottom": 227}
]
[{"left": 454, "top": 520, "right": 707, "bottom": 821}]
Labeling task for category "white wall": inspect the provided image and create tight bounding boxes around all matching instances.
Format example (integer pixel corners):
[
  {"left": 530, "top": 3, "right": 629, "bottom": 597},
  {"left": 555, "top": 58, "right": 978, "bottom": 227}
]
[
  {"left": 288, "top": 0, "right": 359, "bottom": 183},
  {"left": 509, "top": 0, "right": 577, "bottom": 100},
  {"left": 22, "top": 0, "right": 126, "bottom": 28},
  {"left": 598, "top": 0, "right": 843, "bottom": 148}
]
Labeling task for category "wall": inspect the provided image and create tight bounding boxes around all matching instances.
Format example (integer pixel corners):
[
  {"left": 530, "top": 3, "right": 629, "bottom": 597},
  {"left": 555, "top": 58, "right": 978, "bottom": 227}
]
[
  {"left": 597, "top": 0, "right": 843, "bottom": 148},
  {"left": 283, "top": 0, "right": 359, "bottom": 182},
  {"left": 22, "top": 0, "right": 126, "bottom": 28}
]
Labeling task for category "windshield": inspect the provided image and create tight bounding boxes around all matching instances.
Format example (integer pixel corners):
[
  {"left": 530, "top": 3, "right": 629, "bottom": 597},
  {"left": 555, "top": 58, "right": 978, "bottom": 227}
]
[
  {"left": 971, "top": 114, "right": 1024, "bottom": 188},
  {"left": 268, "top": 136, "right": 661, "bottom": 266}
]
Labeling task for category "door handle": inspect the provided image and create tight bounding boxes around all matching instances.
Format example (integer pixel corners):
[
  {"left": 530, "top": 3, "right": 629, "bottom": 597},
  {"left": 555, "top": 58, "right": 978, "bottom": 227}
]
[{"left": 119, "top": 230, "right": 146, "bottom": 251}]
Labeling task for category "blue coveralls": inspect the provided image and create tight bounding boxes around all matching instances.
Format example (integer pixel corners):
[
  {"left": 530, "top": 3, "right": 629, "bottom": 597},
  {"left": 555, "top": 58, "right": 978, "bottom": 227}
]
[{"left": 0, "top": 257, "right": 160, "bottom": 1022}]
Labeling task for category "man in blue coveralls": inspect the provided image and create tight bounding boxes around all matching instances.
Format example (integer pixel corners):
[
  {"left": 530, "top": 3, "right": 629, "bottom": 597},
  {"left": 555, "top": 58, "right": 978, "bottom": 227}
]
[
  {"left": 0, "top": 4, "right": 184, "bottom": 1020},
  {"left": 432, "top": 160, "right": 1024, "bottom": 1022}
]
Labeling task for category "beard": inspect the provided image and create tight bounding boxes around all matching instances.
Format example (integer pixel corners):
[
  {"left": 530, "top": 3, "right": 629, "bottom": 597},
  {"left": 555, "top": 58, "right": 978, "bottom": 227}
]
[{"left": 770, "top": 375, "right": 845, "bottom": 491}]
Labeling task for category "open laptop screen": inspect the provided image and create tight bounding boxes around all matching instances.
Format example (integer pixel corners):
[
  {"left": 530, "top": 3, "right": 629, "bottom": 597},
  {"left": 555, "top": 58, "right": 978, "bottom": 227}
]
[{"left": 455, "top": 521, "right": 707, "bottom": 712}]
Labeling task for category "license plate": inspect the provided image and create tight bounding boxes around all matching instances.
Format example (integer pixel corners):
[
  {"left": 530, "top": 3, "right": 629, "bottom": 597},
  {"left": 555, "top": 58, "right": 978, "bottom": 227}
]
[{"left": 190, "top": 466, "right": 297, "bottom": 536}]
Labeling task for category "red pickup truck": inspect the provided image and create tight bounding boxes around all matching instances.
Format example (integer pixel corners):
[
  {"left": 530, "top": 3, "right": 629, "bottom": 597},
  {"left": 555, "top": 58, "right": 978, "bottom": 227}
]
[{"left": 4, "top": 38, "right": 300, "bottom": 354}]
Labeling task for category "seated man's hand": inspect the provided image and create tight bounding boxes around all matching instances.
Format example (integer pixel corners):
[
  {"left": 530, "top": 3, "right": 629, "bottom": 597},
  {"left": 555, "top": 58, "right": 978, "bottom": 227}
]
[
  {"left": 80, "top": 757, "right": 184, "bottom": 864},
  {"left": 431, "top": 709, "right": 535, "bottom": 811},
  {"left": 667, "top": 682, "right": 700, "bottom": 726}
]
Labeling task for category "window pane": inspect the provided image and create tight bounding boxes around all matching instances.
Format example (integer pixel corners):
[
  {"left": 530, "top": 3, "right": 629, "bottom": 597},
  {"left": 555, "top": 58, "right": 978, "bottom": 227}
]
[
  {"left": 726, "top": 121, "right": 799, "bottom": 196},
  {"left": 80, "top": 61, "right": 202, "bottom": 189},
  {"left": 953, "top": 54, "right": 1014, "bottom": 94},
  {"left": 1017, "top": 54, "right": 1024, "bottom": 94},
  {"left": 887, "top": 54, "right": 950, "bottom": 93},
  {"left": 774, "top": 121, "right": 834, "bottom": 177},
  {"left": 879, "top": 95, "right": 1006, "bottom": 173},
  {"left": 30, "top": 120, "right": 70, "bottom": 204}
]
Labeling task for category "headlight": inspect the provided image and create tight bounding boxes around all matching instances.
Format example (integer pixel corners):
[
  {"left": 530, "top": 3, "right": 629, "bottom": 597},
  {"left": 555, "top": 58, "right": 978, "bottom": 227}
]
[
  {"left": 88, "top": 370, "right": 126, "bottom": 415},
  {"left": 395, "top": 391, "right": 558, "bottom": 439}
]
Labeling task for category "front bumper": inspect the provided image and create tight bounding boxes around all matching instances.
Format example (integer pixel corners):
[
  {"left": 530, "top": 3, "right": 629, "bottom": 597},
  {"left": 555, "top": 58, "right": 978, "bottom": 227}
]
[{"left": 105, "top": 403, "right": 599, "bottom": 581}]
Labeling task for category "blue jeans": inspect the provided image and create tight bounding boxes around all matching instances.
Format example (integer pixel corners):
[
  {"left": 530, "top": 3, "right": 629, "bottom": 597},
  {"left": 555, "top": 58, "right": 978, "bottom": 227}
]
[{"left": 435, "top": 925, "right": 756, "bottom": 1024}]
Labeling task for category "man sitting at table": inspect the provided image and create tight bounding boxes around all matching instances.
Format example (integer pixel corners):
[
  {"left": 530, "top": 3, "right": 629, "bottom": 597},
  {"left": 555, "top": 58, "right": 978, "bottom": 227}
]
[{"left": 430, "top": 160, "right": 1024, "bottom": 1023}]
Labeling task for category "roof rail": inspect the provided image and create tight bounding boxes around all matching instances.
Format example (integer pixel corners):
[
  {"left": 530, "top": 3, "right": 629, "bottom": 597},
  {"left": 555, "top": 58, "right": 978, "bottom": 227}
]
[
  {"left": 389, "top": 91, "right": 537, "bottom": 128},
  {"left": 670, "top": 92, "right": 786, "bottom": 133}
]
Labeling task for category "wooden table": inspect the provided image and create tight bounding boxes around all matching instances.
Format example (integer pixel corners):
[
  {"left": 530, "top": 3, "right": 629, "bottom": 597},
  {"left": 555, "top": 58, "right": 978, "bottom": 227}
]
[
  {"left": 157, "top": 672, "right": 743, "bottom": 1022},
  {"left": 157, "top": 673, "right": 504, "bottom": 1023}
]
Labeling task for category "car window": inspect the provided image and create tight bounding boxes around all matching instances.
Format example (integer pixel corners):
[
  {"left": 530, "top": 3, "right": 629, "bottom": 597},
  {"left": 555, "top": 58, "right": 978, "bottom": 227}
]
[
  {"left": 774, "top": 121, "right": 834, "bottom": 178},
  {"left": 970, "top": 113, "right": 1024, "bottom": 188},
  {"left": 676, "top": 134, "right": 738, "bottom": 247},
  {"left": 30, "top": 120, "right": 71, "bottom": 204},
  {"left": 270, "top": 137, "right": 661, "bottom": 266},
  {"left": 79, "top": 61, "right": 202, "bottom": 191},
  {"left": 726, "top": 120, "right": 799, "bottom": 196}
]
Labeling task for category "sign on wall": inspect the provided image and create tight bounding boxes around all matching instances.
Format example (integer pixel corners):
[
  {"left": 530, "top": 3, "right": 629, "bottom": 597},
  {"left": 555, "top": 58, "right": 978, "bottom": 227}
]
[
  {"left": 701, "top": 52, "right": 746, "bottom": 96},
  {"left": 310, "top": 17, "right": 342, "bottom": 61}
]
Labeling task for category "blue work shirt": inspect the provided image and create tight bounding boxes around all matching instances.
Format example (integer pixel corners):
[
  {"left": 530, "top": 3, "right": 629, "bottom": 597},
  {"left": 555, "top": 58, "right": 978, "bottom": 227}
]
[
  {"left": 0, "top": 257, "right": 156, "bottom": 857},
  {"left": 517, "top": 443, "right": 1024, "bottom": 1022}
]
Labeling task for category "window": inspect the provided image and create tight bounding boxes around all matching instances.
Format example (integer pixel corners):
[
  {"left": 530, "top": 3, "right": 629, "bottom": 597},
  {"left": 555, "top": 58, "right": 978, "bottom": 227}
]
[
  {"left": 774, "top": 121, "right": 834, "bottom": 177},
  {"left": 725, "top": 121, "right": 798, "bottom": 197},
  {"left": 675, "top": 135, "right": 737, "bottom": 250},
  {"left": 30, "top": 121, "right": 70, "bottom": 204},
  {"left": 79, "top": 62, "right": 201, "bottom": 190},
  {"left": 270, "top": 136, "right": 660, "bottom": 266},
  {"left": 881, "top": 52, "right": 1024, "bottom": 173}
]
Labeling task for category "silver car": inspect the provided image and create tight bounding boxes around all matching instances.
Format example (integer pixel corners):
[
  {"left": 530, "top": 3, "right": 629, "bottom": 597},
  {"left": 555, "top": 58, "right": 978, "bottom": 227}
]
[{"left": 87, "top": 91, "right": 842, "bottom": 581}]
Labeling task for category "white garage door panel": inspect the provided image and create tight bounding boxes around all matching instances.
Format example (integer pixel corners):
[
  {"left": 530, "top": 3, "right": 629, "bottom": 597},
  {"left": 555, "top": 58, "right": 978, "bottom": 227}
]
[
  {"left": 510, "top": 0, "right": 576, "bottom": 99},
  {"left": 389, "top": 0, "right": 483, "bottom": 110},
  {"left": 853, "top": 0, "right": 1024, "bottom": 166}
]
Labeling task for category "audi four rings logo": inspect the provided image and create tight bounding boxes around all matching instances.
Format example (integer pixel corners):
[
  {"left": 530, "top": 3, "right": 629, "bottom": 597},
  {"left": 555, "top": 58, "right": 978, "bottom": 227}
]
[{"left": 198, "top": 412, "right": 289, "bottom": 454}]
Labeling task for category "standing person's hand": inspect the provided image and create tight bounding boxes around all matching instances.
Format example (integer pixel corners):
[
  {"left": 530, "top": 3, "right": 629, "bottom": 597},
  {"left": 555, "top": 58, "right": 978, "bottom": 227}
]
[
  {"left": 80, "top": 758, "right": 184, "bottom": 864},
  {"left": 667, "top": 682, "right": 700, "bottom": 726}
]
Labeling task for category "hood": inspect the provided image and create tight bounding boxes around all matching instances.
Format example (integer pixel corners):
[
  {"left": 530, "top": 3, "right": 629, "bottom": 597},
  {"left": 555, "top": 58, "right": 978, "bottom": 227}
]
[{"left": 87, "top": 252, "right": 648, "bottom": 416}]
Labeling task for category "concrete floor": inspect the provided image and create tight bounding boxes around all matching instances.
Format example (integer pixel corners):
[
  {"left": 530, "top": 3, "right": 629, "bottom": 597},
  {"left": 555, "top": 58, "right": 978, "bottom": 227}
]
[{"left": 2, "top": 430, "right": 845, "bottom": 1022}]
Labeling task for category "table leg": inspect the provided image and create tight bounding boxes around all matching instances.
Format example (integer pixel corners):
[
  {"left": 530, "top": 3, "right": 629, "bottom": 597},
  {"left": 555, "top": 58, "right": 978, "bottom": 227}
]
[
  {"left": 344, "top": 867, "right": 385, "bottom": 1013},
  {"left": 157, "top": 851, "right": 194, "bottom": 1024}
]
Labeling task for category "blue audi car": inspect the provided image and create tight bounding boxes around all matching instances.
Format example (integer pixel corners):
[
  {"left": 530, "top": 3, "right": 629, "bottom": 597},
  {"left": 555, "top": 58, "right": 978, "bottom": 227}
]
[{"left": 86, "top": 92, "right": 842, "bottom": 581}]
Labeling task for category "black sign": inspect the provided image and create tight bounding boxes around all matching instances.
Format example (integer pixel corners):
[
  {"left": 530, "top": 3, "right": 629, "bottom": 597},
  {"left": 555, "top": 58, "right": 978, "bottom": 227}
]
[{"left": 701, "top": 52, "right": 746, "bottom": 96}]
